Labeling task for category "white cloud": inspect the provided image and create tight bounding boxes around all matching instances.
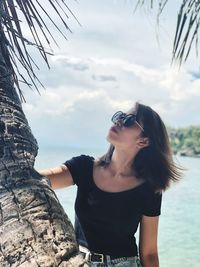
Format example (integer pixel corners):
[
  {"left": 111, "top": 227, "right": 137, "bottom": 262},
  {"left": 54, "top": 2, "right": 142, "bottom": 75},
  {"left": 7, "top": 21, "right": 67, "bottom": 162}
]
[
  {"left": 19, "top": 1, "right": 199, "bottom": 148},
  {"left": 22, "top": 53, "right": 200, "bottom": 149}
]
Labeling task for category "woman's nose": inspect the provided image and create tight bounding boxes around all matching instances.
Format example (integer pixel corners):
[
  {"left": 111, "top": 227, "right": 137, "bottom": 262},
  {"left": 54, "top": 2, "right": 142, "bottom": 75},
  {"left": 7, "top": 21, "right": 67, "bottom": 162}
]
[{"left": 115, "top": 120, "right": 123, "bottom": 127}]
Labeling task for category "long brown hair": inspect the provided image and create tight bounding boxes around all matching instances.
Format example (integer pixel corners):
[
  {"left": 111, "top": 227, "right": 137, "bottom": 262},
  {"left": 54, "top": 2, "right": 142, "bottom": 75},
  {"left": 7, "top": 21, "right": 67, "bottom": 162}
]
[{"left": 96, "top": 102, "right": 183, "bottom": 192}]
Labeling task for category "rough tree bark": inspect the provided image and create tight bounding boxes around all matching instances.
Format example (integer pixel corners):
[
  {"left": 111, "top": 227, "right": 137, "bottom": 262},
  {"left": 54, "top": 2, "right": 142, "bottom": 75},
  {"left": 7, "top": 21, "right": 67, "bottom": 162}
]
[{"left": 0, "top": 29, "right": 87, "bottom": 267}]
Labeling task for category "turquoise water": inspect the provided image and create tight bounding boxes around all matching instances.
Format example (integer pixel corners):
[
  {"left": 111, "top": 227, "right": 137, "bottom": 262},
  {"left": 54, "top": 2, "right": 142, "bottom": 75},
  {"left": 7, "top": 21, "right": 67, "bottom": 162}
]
[{"left": 35, "top": 146, "right": 200, "bottom": 267}]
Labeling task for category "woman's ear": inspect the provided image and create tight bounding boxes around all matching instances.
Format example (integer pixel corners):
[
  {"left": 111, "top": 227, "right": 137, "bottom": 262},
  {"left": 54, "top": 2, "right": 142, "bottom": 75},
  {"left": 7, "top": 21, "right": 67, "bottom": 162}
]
[{"left": 137, "top": 137, "right": 150, "bottom": 148}]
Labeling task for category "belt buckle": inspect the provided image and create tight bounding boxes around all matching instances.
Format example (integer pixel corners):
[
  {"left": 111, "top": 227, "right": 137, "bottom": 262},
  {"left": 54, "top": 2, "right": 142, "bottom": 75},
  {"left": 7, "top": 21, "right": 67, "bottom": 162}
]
[{"left": 90, "top": 252, "right": 104, "bottom": 263}]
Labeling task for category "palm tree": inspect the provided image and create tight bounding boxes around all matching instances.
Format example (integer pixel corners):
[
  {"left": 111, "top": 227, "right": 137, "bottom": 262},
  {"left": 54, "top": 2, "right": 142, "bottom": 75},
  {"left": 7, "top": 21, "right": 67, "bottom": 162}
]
[{"left": 0, "top": 1, "right": 87, "bottom": 266}]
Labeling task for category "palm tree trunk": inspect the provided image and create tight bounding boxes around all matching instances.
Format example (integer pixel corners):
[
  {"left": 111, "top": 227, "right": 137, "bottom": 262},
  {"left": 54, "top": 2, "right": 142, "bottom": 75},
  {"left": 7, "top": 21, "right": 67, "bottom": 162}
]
[{"left": 0, "top": 29, "right": 87, "bottom": 267}]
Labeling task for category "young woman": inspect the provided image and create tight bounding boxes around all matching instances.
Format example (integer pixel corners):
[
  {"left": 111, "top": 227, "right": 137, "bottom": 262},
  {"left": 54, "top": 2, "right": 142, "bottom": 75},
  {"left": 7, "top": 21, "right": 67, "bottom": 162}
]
[{"left": 38, "top": 102, "right": 182, "bottom": 267}]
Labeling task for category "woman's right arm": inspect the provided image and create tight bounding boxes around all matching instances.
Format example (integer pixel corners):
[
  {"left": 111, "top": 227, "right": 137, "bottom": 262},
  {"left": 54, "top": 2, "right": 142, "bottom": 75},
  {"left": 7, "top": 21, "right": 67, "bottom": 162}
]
[{"left": 38, "top": 164, "right": 74, "bottom": 190}]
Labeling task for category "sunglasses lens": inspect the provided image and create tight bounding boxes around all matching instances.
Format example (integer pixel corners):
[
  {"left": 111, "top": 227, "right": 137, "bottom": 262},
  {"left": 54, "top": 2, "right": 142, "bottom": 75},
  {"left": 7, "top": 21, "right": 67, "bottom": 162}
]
[
  {"left": 111, "top": 111, "right": 144, "bottom": 131},
  {"left": 112, "top": 111, "right": 124, "bottom": 123},
  {"left": 112, "top": 111, "right": 137, "bottom": 127},
  {"left": 123, "top": 115, "right": 136, "bottom": 127}
]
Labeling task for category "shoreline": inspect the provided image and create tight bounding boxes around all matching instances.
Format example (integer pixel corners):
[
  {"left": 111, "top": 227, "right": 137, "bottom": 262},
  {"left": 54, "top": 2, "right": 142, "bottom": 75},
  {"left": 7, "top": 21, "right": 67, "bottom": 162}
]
[{"left": 174, "top": 153, "right": 200, "bottom": 158}]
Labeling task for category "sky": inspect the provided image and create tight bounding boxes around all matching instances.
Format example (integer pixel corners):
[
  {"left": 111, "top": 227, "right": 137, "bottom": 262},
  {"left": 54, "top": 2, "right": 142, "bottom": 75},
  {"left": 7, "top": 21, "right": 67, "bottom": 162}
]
[{"left": 17, "top": 0, "right": 200, "bottom": 150}]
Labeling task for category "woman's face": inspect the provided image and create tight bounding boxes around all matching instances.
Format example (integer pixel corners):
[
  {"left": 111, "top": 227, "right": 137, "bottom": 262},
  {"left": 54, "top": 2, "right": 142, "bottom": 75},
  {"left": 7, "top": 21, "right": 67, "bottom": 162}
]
[{"left": 106, "top": 108, "right": 144, "bottom": 150}]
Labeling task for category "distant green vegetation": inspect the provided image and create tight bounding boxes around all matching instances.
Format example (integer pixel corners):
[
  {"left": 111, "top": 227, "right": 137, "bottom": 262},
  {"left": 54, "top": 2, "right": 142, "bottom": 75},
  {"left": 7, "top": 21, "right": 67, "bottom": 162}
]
[{"left": 167, "top": 126, "right": 200, "bottom": 157}]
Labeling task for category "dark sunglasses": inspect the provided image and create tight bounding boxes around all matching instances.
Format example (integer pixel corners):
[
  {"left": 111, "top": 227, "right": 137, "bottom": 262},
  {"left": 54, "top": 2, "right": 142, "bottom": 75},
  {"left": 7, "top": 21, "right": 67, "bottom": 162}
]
[{"left": 111, "top": 111, "right": 144, "bottom": 132}]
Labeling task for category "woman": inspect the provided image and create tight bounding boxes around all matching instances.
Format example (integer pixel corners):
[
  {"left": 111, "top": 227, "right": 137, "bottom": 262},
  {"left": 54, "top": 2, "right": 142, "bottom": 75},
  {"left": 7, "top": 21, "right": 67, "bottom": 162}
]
[{"left": 38, "top": 102, "right": 182, "bottom": 267}]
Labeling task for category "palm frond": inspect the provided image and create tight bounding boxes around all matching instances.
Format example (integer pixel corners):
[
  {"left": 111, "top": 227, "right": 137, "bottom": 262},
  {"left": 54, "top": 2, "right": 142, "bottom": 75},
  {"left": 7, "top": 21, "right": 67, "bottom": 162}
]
[
  {"left": 0, "top": 0, "right": 81, "bottom": 102},
  {"left": 135, "top": 0, "right": 200, "bottom": 66},
  {"left": 172, "top": 0, "right": 200, "bottom": 66},
  {"left": 134, "top": 0, "right": 168, "bottom": 14}
]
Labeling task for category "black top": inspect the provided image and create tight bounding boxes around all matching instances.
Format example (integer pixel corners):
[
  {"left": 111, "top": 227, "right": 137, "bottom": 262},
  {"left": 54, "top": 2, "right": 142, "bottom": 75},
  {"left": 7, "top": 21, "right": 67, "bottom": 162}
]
[{"left": 63, "top": 154, "right": 162, "bottom": 257}]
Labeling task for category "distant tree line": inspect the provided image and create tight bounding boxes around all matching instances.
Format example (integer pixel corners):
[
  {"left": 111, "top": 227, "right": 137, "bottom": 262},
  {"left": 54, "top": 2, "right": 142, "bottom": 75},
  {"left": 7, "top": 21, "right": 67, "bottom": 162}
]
[{"left": 167, "top": 126, "right": 200, "bottom": 157}]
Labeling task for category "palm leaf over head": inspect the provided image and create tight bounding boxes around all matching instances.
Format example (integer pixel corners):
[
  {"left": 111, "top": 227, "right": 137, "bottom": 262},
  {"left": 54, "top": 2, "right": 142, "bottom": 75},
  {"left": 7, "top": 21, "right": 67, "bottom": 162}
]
[
  {"left": 1, "top": 0, "right": 199, "bottom": 104},
  {"left": 0, "top": 0, "right": 81, "bottom": 102},
  {"left": 136, "top": 0, "right": 200, "bottom": 66}
]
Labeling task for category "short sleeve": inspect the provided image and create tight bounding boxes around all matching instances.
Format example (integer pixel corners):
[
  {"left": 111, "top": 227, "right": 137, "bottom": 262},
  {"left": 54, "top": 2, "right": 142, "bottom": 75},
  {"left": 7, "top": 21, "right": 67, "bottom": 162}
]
[
  {"left": 62, "top": 154, "right": 94, "bottom": 186},
  {"left": 142, "top": 190, "right": 162, "bottom": 217}
]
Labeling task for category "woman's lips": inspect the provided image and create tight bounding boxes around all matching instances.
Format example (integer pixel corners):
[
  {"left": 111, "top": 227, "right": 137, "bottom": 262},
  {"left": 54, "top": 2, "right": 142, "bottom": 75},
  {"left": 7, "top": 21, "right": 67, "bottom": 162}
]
[{"left": 110, "top": 126, "right": 119, "bottom": 133}]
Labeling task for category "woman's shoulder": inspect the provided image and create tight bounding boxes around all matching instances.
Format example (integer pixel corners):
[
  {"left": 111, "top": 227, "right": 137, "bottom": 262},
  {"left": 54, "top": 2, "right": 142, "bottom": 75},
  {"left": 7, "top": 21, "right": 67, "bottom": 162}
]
[
  {"left": 63, "top": 154, "right": 95, "bottom": 173},
  {"left": 63, "top": 154, "right": 95, "bottom": 186},
  {"left": 70, "top": 154, "right": 95, "bottom": 162},
  {"left": 141, "top": 180, "right": 163, "bottom": 196}
]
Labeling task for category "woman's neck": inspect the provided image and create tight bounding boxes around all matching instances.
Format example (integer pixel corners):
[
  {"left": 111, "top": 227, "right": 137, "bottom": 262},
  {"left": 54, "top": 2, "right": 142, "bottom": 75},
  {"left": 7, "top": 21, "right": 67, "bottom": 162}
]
[{"left": 108, "top": 148, "right": 138, "bottom": 177}]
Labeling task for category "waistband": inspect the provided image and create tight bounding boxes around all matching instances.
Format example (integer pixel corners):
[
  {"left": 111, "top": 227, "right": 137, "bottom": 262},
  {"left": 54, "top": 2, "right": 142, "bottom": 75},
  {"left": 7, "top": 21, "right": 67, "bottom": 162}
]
[{"left": 79, "top": 245, "right": 139, "bottom": 264}]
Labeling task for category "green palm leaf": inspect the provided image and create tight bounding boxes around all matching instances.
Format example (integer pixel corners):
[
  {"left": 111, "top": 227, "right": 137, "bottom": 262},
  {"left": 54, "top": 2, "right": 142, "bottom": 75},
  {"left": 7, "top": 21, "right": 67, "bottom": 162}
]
[
  {"left": 137, "top": 0, "right": 200, "bottom": 67},
  {"left": 0, "top": 0, "right": 81, "bottom": 102},
  {"left": 1, "top": 0, "right": 200, "bottom": 103}
]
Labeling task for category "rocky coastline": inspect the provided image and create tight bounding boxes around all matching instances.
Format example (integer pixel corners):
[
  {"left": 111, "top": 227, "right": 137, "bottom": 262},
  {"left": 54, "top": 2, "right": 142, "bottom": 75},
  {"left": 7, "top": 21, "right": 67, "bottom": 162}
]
[
  {"left": 175, "top": 149, "right": 200, "bottom": 158},
  {"left": 168, "top": 125, "right": 200, "bottom": 159}
]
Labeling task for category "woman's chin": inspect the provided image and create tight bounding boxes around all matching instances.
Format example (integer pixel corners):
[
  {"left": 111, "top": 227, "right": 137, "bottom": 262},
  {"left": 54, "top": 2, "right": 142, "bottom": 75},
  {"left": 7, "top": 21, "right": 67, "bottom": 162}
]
[
  {"left": 106, "top": 134, "right": 112, "bottom": 143},
  {"left": 106, "top": 134, "right": 115, "bottom": 145}
]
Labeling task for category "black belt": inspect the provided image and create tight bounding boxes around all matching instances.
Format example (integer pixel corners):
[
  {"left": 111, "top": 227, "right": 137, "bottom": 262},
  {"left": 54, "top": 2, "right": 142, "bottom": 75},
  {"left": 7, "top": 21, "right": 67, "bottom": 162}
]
[
  {"left": 81, "top": 251, "right": 125, "bottom": 263},
  {"left": 89, "top": 252, "right": 105, "bottom": 263}
]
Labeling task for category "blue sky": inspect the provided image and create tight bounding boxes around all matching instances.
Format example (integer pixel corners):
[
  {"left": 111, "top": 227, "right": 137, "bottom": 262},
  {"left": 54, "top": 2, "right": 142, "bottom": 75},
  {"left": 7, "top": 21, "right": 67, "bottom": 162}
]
[{"left": 19, "top": 0, "right": 200, "bottom": 149}]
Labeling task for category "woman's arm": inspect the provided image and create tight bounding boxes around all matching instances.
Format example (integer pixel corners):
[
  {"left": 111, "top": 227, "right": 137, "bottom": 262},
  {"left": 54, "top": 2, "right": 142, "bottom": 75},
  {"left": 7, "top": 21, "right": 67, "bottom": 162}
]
[
  {"left": 38, "top": 164, "right": 74, "bottom": 190},
  {"left": 138, "top": 215, "right": 160, "bottom": 267}
]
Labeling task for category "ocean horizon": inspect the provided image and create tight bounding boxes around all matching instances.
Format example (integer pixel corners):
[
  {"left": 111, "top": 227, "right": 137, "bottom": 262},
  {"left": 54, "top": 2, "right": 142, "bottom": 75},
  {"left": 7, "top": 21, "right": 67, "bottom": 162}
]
[{"left": 34, "top": 146, "right": 200, "bottom": 267}]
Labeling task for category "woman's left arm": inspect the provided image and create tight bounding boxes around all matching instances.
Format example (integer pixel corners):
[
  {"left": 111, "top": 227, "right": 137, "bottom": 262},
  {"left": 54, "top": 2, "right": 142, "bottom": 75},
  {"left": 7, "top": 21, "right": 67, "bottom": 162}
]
[{"left": 138, "top": 215, "right": 160, "bottom": 267}]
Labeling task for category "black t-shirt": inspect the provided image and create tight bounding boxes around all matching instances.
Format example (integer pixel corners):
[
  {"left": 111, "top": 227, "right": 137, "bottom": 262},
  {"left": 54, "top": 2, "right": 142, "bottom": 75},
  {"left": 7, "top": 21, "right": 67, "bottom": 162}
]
[{"left": 63, "top": 154, "right": 162, "bottom": 257}]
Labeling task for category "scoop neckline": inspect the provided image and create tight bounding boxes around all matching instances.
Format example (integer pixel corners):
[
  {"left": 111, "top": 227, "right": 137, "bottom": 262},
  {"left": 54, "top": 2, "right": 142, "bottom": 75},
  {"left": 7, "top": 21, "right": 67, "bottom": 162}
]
[{"left": 91, "top": 159, "right": 147, "bottom": 194}]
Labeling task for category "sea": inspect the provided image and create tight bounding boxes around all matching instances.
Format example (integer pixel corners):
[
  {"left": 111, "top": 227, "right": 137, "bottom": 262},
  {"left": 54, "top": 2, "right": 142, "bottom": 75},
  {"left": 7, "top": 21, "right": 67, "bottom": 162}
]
[{"left": 34, "top": 146, "right": 200, "bottom": 267}]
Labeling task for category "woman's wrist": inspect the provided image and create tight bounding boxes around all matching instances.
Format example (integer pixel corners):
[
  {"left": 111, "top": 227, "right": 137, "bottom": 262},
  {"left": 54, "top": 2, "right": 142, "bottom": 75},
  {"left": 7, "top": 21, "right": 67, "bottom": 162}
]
[{"left": 140, "top": 253, "right": 159, "bottom": 267}]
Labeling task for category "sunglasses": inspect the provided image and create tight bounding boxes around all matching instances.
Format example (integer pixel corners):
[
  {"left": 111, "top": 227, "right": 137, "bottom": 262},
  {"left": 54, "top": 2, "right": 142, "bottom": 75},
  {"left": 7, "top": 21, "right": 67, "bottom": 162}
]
[{"left": 111, "top": 111, "right": 144, "bottom": 132}]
